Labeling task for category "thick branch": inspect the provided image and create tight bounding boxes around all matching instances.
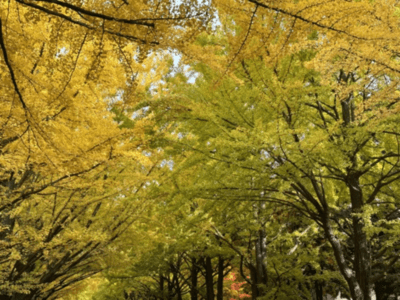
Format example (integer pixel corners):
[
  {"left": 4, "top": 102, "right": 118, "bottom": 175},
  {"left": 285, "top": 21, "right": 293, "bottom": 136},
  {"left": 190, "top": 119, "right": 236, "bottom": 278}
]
[
  {"left": 34, "top": 0, "right": 154, "bottom": 27},
  {"left": 0, "top": 18, "right": 27, "bottom": 109},
  {"left": 16, "top": 0, "right": 156, "bottom": 44},
  {"left": 248, "top": 0, "right": 369, "bottom": 41}
]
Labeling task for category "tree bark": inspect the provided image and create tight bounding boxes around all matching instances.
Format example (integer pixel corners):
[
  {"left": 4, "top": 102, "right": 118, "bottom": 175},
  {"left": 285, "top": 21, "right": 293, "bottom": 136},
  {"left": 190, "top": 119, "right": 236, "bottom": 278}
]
[
  {"left": 252, "top": 202, "right": 268, "bottom": 297},
  {"left": 167, "top": 274, "right": 174, "bottom": 300},
  {"left": 216, "top": 256, "right": 224, "bottom": 300},
  {"left": 311, "top": 281, "right": 323, "bottom": 300},
  {"left": 348, "top": 174, "right": 371, "bottom": 300},
  {"left": 323, "top": 214, "right": 364, "bottom": 300},
  {"left": 249, "top": 264, "right": 259, "bottom": 300},
  {"left": 159, "top": 273, "right": 165, "bottom": 300},
  {"left": 190, "top": 257, "right": 198, "bottom": 300},
  {"left": 205, "top": 257, "right": 214, "bottom": 300},
  {"left": 255, "top": 227, "right": 267, "bottom": 288}
]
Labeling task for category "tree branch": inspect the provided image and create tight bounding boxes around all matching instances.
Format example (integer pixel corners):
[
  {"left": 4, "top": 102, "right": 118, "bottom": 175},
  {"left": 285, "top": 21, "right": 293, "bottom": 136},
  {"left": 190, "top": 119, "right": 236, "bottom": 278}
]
[
  {"left": 34, "top": 0, "right": 155, "bottom": 27},
  {"left": 0, "top": 18, "right": 27, "bottom": 110}
]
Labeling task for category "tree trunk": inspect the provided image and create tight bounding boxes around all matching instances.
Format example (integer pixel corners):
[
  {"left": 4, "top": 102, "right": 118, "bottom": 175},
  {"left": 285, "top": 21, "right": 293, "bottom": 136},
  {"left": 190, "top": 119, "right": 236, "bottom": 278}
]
[
  {"left": 323, "top": 214, "right": 364, "bottom": 300},
  {"left": 175, "top": 273, "right": 182, "bottom": 300},
  {"left": 252, "top": 202, "right": 268, "bottom": 297},
  {"left": 305, "top": 264, "right": 323, "bottom": 300},
  {"left": 328, "top": 93, "right": 371, "bottom": 300},
  {"left": 348, "top": 174, "right": 371, "bottom": 300},
  {"left": 311, "top": 281, "right": 323, "bottom": 300},
  {"left": 190, "top": 257, "right": 198, "bottom": 300},
  {"left": 249, "top": 264, "right": 259, "bottom": 300},
  {"left": 216, "top": 256, "right": 224, "bottom": 300},
  {"left": 167, "top": 274, "right": 174, "bottom": 300},
  {"left": 255, "top": 227, "right": 267, "bottom": 289},
  {"left": 159, "top": 274, "right": 165, "bottom": 300},
  {"left": 174, "top": 257, "right": 183, "bottom": 300},
  {"left": 205, "top": 257, "right": 214, "bottom": 300}
]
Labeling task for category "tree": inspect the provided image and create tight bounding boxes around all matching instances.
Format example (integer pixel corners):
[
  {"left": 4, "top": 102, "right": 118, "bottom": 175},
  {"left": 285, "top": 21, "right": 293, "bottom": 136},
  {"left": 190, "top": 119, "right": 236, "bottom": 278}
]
[
  {"left": 0, "top": 0, "right": 210, "bottom": 298},
  {"left": 88, "top": 160, "right": 236, "bottom": 300},
  {"left": 29, "top": 1, "right": 400, "bottom": 299},
  {"left": 0, "top": 0, "right": 211, "bottom": 203},
  {"left": 145, "top": 0, "right": 400, "bottom": 295}
]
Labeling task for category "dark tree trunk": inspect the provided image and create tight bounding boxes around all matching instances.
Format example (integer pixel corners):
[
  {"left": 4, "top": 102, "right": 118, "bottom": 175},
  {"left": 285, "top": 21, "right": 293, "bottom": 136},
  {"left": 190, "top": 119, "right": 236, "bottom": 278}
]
[
  {"left": 312, "top": 281, "right": 323, "bottom": 300},
  {"left": 175, "top": 272, "right": 182, "bottom": 300},
  {"left": 175, "top": 257, "right": 183, "bottom": 300},
  {"left": 249, "top": 264, "right": 259, "bottom": 300},
  {"left": 190, "top": 257, "right": 198, "bottom": 300},
  {"left": 250, "top": 202, "right": 268, "bottom": 299},
  {"left": 216, "top": 256, "right": 224, "bottom": 300},
  {"left": 167, "top": 274, "right": 174, "bottom": 300},
  {"left": 304, "top": 264, "right": 324, "bottom": 300},
  {"left": 159, "top": 274, "right": 165, "bottom": 300},
  {"left": 348, "top": 174, "right": 371, "bottom": 300},
  {"left": 255, "top": 227, "right": 267, "bottom": 289},
  {"left": 205, "top": 257, "right": 214, "bottom": 300}
]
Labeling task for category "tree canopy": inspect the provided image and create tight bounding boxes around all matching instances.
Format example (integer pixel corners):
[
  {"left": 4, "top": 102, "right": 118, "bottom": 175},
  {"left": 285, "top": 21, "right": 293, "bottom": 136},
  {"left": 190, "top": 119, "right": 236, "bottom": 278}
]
[
  {"left": 3, "top": 1, "right": 400, "bottom": 300},
  {"left": 0, "top": 0, "right": 209, "bottom": 298}
]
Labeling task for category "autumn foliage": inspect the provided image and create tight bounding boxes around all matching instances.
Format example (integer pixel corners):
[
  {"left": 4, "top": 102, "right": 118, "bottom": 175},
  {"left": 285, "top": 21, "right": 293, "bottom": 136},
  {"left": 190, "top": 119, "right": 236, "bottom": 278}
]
[
  {"left": 0, "top": 0, "right": 209, "bottom": 298},
  {"left": 2, "top": 0, "right": 400, "bottom": 300}
]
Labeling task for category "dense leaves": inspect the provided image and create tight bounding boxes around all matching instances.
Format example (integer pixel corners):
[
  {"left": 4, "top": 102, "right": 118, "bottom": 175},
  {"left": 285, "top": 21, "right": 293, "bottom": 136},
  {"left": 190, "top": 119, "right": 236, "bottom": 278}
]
[
  {"left": 3, "top": 0, "right": 400, "bottom": 300},
  {"left": 108, "top": 1, "right": 400, "bottom": 300},
  {"left": 0, "top": 0, "right": 209, "bottom": 298}
]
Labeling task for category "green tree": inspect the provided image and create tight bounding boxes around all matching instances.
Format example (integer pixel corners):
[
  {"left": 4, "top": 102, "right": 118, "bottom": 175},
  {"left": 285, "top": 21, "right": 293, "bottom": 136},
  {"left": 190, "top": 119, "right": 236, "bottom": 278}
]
[
  {"left": 147, "top": 46, "right": 400, "bottom": 300},
  {"left": 149, "top": 0, "right": 400, "bottom": 298}
]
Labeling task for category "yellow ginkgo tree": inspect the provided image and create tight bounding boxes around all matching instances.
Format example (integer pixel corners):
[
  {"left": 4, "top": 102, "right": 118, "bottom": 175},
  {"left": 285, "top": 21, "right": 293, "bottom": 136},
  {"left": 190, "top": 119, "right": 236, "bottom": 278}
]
[{"left": 0, "top": 0, "right": 211, "bottom": 299}]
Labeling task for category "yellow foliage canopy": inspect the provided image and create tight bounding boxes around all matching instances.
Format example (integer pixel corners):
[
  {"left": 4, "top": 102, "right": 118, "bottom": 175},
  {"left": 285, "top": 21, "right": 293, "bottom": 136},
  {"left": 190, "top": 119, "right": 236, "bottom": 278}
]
[{"left": 0, "top": 0, "right": 210, "bottom": 298}]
